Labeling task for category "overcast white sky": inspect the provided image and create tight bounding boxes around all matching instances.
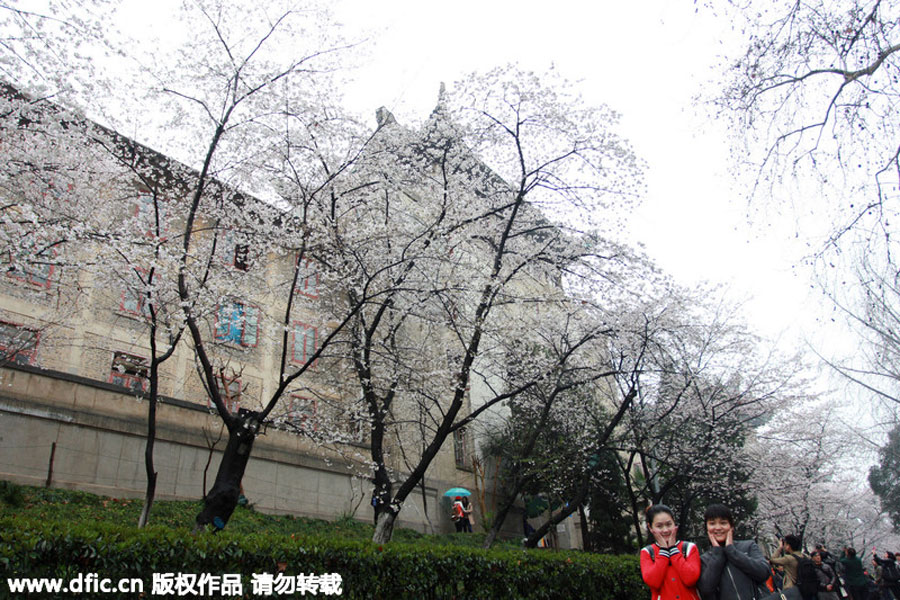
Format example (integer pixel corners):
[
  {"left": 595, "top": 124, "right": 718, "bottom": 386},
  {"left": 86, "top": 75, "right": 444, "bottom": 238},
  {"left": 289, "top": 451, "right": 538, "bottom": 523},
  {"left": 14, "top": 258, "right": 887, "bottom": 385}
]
[{"left": 329, "top": 0, "right": 822, "bottom": 349}]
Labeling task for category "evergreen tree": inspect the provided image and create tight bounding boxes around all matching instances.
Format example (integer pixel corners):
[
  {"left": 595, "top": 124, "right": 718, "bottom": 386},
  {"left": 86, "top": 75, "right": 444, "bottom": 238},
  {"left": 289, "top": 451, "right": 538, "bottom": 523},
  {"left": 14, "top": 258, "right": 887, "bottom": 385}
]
[{"left": 870, "top": 423, "right": 900, "bottom": 531}]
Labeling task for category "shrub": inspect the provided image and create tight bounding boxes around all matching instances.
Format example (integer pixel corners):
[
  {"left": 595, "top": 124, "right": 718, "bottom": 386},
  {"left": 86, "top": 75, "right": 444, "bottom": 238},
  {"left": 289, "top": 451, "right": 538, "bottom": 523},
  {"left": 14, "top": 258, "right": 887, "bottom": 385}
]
[
  {"left": 0, "top": 482, "right": 644, "bottom": 599},
  {"left": 0, "top": 480, "right": 24, "bottom": 508},
  {"left": 0, "top": 515, "right": 644, "bottom": 599}
]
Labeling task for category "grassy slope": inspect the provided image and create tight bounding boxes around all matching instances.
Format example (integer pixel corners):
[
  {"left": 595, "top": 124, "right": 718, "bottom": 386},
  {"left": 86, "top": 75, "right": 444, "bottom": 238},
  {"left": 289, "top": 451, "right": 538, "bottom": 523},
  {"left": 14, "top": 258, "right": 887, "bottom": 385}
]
[{"left": 0, "top": 481, "right": 519, "bottom": 550}]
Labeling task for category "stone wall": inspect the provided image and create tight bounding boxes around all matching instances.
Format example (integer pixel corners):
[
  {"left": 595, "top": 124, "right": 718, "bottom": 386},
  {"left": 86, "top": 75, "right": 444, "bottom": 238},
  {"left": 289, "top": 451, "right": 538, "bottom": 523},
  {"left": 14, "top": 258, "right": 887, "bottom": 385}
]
[{"left": 0, "top": 364, "right": 535, "bottom": 541}]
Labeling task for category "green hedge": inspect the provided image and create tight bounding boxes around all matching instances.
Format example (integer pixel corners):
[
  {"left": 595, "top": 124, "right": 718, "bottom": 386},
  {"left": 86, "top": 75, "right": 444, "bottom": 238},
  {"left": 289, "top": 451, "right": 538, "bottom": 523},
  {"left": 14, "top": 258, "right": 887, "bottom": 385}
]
[{"left": 0, "top": 516, "right": 644, "bottom": 599}]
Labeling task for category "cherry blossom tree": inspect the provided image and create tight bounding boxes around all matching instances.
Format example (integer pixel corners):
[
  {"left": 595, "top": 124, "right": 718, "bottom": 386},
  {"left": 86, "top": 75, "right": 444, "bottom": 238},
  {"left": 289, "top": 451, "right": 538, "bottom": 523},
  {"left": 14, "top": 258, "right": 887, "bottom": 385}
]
[
  {"left": 301, "top": 66, "right": 645, "bottom": 544},
  {"left": 746, "top": 401, "right": 900, "bottom": 551},
  {"left": 713, "top": 0, "right": 900, "bottom": 249},
  {"left": 479, "top": 288, "right": 691, "bottom": 550},
  {"left": 712, "top": 0, "right": 900, "bottom": 421},
  {"left": 1, "top": 0, "right": 372, "bottom": 529},
  {"left": 746, "top": 401, "right": 850, "bottom": 544},
  {"left": 95, "top": 159, "right": 185, "bottom": 529},
  {"left": 0, "top": 81, "right": 193, "bottom": 526},
  {"left": 134, "top": 1, "right": 369, "bottom": 530},
  {"left": 612, "top": 290, "right": 805, "bottom": 544},
  {"left": 474, "top": 292, "right": 659, "bottom": 549}
]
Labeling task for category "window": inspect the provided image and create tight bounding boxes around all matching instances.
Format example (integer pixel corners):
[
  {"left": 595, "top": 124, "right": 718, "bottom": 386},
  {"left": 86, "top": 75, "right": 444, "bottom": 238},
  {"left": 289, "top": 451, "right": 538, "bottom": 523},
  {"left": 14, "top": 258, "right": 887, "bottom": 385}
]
[
  {"left": 223, "top": 229, "right": 250, "bottom": 271},
  {"left": 0, "top": 321, "right": 39, "bottom": 365},
  {"left": 120, "top": 268, "right": 151, "bottom": 318},
  {"left": 233, "top": 243, "right": 250, "bottom": 271},
  {"left": 3, "top": 236, "right": 55, "bottom": 289},
  {"left": 210, "top": 374, "right": 241, "bottom": 414},
  {"left": 290, "top": 321, "right": 317, "bottom": 366},
  {"left": 214, "top": 301, "right": 259, "bottom": 347},
  {"left": 109, "top": 352, "right": 149, "bottom": 392},
  {"left": 295, "top": 257, "right": 319, "bottom": 298},
  {"left": 286, "top": 395, "right": 317, "bottom": 432},
  {"left": 454, "top": 427, "right": 472, "bottom": 469}
]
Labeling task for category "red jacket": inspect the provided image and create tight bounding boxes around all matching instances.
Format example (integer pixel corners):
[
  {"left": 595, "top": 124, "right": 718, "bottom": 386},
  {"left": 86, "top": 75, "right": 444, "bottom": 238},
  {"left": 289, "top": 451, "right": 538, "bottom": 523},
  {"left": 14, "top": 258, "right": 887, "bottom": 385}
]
[{"left": 640, "top": 540, "right": 701, "bottom": 600}]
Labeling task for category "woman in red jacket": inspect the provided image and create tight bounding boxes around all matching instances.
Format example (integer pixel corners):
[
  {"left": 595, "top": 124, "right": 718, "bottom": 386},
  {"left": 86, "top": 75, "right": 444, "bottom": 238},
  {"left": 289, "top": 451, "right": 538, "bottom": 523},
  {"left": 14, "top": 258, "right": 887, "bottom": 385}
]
[{"left": 640, "top": 504, "right": 701, "bottom": 600}]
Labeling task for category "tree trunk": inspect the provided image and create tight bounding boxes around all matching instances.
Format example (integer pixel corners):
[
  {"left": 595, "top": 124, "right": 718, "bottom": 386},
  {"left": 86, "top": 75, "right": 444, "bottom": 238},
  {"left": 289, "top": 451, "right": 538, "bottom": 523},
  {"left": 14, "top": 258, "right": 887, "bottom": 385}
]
[
  {"left": 617, "top": 452, "right": 646, "bottom": 547},
  {"left": 631, "top": 500, "right": 645, "bottom": 547},
  {"left": 195, "top": 415, "right": 258, "bottom": 530},
  {"left": 483, "top": 487, "right": 521, "bottom": 549},
  {"left": 579, "top": 503, "right": 592, "bottom": 552},
  {"left": 372, "top": 509, "right": 397, "bottom": 544},
  {"left": 138, "top": 365, "right": 159, "bottom": 528},
  {"left": 138, "top": 472, "right": 156, "bottom": 529},
  {"left": 370, "top": 434, "right": 393, "bottom": 525},
  {"left": 483, "top": 523, "right": 500, "bottom": 549},
  {"left": 418, "top": 478, "right": 435, "bottom": 534}
]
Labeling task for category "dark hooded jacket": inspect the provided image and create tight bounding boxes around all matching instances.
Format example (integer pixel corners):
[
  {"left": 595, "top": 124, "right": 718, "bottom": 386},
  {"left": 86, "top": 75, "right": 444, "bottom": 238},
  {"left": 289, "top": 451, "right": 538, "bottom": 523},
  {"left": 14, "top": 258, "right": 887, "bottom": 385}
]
[{"left": 698, "top": 540, "right": 771, "bottom": 600}]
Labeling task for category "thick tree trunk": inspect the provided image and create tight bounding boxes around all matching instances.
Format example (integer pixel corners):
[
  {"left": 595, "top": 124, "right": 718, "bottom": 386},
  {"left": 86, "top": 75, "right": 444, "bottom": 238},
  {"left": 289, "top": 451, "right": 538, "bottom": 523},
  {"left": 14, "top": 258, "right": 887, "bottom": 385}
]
[
  {"left": 195, "top": 415, "right": 258, "bottom": 530},
  {"left": 372, "top": 489, "right": 394, "bottom": 528},
  {"left": 369, "top": 418, "right": 393, "bottom": 526},
  {"left": 372, "top": 510, "right": 397, "bottom": 544}
]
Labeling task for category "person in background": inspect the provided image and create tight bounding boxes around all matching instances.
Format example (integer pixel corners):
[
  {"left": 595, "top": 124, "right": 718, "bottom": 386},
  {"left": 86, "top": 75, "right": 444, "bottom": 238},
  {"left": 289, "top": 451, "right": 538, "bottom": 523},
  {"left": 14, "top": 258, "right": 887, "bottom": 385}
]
[
  {"left": 461, "top": 496, "right": 474, "bottom": 533},
  {"left": 870, "top": 556, "right": 892, "bottom": 600},
  {"left": 450, "top": 496, "right": 466, "bottom": 533},
  {"left": 816, "top": 543, "right": 836, "bottom": 565},
  {"left": 697, "top": 503, "right": 770, "bottom": 600},
  {"left": 812, "top": 550, "right": 840, "bottom": 600},
  {"left": 840, "top": 547, "right": 870, "bottom": 600},
  {"left": 640, "top": 504, "right": 701, "bottom": 600},
  {"left": 873, "top": 551, "right": 900, "bottom": 600},
  {"left": 817, "top": 544, "right": 846, "bottom": 599},
  {"left": 770, "top": 535, "right": 804, "bottom": 591}
]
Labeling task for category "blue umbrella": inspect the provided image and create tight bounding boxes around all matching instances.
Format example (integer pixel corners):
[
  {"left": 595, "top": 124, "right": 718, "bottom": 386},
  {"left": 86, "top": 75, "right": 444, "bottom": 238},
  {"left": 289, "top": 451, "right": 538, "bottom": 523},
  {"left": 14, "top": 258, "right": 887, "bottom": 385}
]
[{"left": 443, "top": 487, "right": 471, "bottom": 497}]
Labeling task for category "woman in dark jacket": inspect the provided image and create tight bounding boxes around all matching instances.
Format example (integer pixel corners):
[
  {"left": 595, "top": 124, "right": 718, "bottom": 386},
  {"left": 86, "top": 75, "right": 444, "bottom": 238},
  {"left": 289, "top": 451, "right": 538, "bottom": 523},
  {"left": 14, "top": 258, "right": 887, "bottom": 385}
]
[
  {"left": 697, "top": 504, "right": 771, "bottom": 600},
  {"left": 840, "top": 547, "right": 870, "bottom": 600}
]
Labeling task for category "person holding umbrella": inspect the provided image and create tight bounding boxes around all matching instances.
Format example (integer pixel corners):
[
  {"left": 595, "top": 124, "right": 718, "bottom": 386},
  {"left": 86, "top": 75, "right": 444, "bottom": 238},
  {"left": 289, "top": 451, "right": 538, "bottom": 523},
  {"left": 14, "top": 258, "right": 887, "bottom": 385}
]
[
  {"left": 444, "top": 488, "right": 471, "bottom": 533},
  {"left": 461, "top": 496, "right": 474, "bottom": 533},
  {"left": 451, "top": 496, "right": 466, "bottom": 532}
]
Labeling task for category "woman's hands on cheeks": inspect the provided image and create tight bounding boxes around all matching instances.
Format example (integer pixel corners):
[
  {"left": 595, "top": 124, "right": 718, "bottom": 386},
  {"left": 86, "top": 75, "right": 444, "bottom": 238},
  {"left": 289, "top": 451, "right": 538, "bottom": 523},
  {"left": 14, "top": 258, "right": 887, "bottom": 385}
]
[
  {"left": 654, "top": 526, "right": 678, "bottom": 549},
  {"left": 707, "top": 524, "right": 733, "bottom": 548}
]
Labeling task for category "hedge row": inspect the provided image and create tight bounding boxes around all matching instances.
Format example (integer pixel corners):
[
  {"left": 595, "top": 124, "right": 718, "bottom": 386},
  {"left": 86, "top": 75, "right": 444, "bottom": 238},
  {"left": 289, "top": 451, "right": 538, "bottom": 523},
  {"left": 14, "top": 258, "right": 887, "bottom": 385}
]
[{"left": 1, "top": 515, "right": 644, "bottom": 599}]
